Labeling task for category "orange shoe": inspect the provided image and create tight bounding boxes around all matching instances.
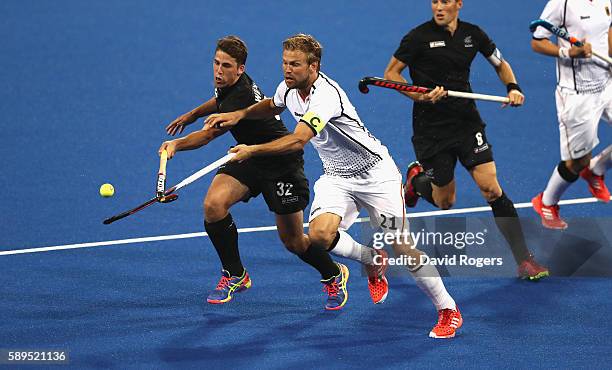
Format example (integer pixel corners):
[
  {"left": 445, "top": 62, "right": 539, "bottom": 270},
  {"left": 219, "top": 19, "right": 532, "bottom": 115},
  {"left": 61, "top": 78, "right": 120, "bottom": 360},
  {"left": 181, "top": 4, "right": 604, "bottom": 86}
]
[
  {"left": 365, "top": 249, "right": 389, "bottom": 304},
  {"left": 404, "top": 161, "right": 424, "bottom": 208},
  {"left": 580, "top": 168, "right": 610, "bottom": 203},
  {"left": 532, "top": 193, "right": 568, "bottom": 230},
  {"left": 429, "top": 306, "right": 463, "bottom": 339},
  {"left": 518, "top": 256, "right": 549, "bottom": 281}
]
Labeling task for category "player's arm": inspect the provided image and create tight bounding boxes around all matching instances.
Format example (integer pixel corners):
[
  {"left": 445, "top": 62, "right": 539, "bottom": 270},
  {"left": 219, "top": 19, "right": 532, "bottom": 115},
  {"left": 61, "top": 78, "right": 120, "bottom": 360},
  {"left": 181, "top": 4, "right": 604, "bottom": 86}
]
[
  {"left": 384, "top": 57, "right": 420, "bottom": 101},
  {"left": 166, "top": 97, "right": 218, "bottom": 136},
  {"left": 228, "top": 123, "right": 314, "bottom": 161},
  {"left": 531, "top": 38, "right": 592, "bottom": 58},
  {"left": 158, "top": 127, "right": 227, "bottom": 159},
  {"left": 608, "top": 26, "right": 611, "bottom": 57},
  {"left": 384, "top": 57, "right": 446, "bottom": 104},
  {"left": 203, "top": 98, "right": 284, "bottom": 130},
  {"left": 489, "top": 58, "right": 524, "bottom": 107}
]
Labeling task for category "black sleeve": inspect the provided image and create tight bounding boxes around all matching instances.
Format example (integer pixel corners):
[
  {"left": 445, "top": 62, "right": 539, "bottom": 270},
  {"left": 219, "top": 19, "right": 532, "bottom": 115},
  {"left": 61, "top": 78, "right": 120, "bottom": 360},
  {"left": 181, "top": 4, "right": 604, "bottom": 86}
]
[
  {"left": 393, "top": 30, "right": 419, "bottom": 65},
  {"left": 218, "top": 88, "right": 255, "bottom": 113},
  {"left": 475, "top": 26, "right": 497, "bottom": 58}
]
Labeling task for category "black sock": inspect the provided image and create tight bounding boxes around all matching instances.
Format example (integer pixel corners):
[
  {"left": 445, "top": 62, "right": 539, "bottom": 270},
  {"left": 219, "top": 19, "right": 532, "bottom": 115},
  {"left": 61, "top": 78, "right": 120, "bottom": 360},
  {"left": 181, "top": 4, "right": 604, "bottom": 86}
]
[
  {"left": 488, "top": 192, "right": 531, "bottom": 264},
  {"left": 298, "top": 245, "right": 340, "bottom": 281},
  {"left": 412, "top": 172, "right": 436, "bottom": 206},
  {"left": 204, "top": 214, "right": 244, "bottom": 277}
]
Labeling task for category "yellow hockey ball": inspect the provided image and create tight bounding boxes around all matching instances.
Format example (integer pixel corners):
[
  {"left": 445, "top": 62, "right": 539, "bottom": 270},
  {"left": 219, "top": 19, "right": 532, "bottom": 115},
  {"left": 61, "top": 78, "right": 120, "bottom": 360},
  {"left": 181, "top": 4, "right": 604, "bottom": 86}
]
[{"left": 99, "top": 183, "right": 115, "bottom": 197}]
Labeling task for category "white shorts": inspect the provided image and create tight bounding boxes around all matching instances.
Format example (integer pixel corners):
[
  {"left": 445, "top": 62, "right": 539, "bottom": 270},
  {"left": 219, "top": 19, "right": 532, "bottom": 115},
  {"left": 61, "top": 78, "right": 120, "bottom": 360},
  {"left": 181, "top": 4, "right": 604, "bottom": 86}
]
[
  {"left": 556, "top": 83, "right": 612, "bottom": 160},
  {"left": 308, "top": 156, "right": 407, "bottom": 233}
]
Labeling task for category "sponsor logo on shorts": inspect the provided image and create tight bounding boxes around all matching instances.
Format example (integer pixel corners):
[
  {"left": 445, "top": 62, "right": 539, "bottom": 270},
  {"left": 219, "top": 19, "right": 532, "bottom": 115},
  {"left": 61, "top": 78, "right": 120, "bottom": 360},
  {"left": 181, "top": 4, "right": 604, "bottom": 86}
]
[
  {"left": 429, "top": 41, "right": 446, "bottom": 48},
  {"left": 474, "top": 143, "right": 489, "bottom": 154},
  {"left": 281, "top": 196, "right": 299, "bottom": 205}
]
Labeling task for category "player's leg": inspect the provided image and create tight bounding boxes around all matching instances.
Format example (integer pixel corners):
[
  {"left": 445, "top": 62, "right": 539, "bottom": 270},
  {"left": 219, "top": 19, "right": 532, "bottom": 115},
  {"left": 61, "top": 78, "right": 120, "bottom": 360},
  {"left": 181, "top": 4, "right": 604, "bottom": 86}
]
[
  {"left": 534, "top": 87, "right": 601, "bottom": 228},
  {"left": 274, "top": 211, "right": 340, "bottom": 283},
  {"left": 581, "top": 92, "right": 612, "bottom": 201},
  {"left": 309, "top": 212, "right": 379, "bottom": 270},
  {"left": 308, "top": 176, "right": 379, "bottom": 266},
  {"left": 469, "top": 161, "right": 548, "bottom": 280},
  {"left": 204, "top": 172, "right": 252, "bottom": 304},
  {"left": 360, "top": 158, "right": 461, "bottom": 337},
  {"left": 310, "top": 173, "right": 391, "bottom": 301},
  {"left": 259, "top": 162, "right": 344, "bottom": 284},
  {"left": 582, "top": 144, "right": 612, "bottom": 202},
  {"left": 458, "top": 127, "right": 548, "bottom": 280},
  {"left": 405, "top": 151, "right": 457, "bottom": 210}
]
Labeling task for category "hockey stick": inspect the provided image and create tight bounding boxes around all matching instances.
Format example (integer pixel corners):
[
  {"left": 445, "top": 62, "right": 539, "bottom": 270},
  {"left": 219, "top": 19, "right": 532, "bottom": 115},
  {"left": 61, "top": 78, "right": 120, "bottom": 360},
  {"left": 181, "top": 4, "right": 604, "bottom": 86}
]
[
  {"left": 358, "top": 77, "right": 510, "bottom": 103},
  {"left": 529, "top": 19, "right": 612, "bottom": 65},
  {"left": 103, "top": 153, "right": 235, "bottom": 224}
]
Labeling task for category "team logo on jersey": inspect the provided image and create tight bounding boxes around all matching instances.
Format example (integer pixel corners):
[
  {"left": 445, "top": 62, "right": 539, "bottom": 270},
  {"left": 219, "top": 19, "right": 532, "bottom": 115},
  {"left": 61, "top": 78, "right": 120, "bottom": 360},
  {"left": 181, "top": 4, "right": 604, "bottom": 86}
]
[
  {"left": 464, "top": 36, "right": 473, "bottom": 48},
  {"left": 429, "top": 41, "right": 446, "bottom": 48}
]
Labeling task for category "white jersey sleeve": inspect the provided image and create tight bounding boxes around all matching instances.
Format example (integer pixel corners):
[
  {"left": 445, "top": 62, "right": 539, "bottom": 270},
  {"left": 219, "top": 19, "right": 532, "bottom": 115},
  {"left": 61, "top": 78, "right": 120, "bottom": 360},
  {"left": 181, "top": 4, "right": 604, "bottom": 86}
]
[
  {"left": 272, "top": 81, "right": 288, "bottom": 108},
  {"left": 533, "top": 0, "right": 563, "bottom": 39},
  {"left": 299, "top": 87, "right": 342, "bottom": 135}
]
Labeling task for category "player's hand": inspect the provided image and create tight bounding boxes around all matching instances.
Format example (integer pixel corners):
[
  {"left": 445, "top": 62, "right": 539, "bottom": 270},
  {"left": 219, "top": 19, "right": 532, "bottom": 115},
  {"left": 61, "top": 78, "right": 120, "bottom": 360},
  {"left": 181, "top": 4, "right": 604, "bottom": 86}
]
[
  {"left": 503, "top": 90, "right": 525, "bottom": 108},
  {"left": 159, "top": 141, "right": 178, "bottom": 159},
  {"left": 204, "top": 111, "right": 244, "bottom": 130},
  {"left": 569, "top": 39, "right": 592, "bottom": 58},
  {"left": 228, "top": 144, "right": 254, "bottom": 163},
  {"left": 420, "top": 86, "right": 446, "bottom": 104},
  {"left": 166, "top": 112, "right": 197, "bottom": 136}
]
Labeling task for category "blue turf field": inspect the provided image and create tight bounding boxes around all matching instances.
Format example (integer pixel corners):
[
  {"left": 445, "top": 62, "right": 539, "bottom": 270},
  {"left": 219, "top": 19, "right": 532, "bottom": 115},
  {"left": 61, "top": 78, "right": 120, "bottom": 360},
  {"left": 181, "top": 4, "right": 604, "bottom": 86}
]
[{"left": 1, "top": 1, "right": 611, "bottom": 368}]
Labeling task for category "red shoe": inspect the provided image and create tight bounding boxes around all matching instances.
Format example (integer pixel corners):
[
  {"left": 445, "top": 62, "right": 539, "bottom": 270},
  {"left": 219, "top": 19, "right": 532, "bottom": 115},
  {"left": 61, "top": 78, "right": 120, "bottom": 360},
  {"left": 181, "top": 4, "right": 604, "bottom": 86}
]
[
  {"left": 517, "top": 256, "right": 549, "bottom": 281},
  {"left": 429, "top": 306, "right": 462, "bottom": 339},
  {"left": 365, "top": 249, "right": 389, "bottom": 304},
  {"left": 580, "top": 168, "right": 610, "bottom": 203},
  {"left": 404, "top": 161, "right": 424, "bottom": 208},
  {"left": 532, "top": 193, "right": 568, "bottom": 230}
]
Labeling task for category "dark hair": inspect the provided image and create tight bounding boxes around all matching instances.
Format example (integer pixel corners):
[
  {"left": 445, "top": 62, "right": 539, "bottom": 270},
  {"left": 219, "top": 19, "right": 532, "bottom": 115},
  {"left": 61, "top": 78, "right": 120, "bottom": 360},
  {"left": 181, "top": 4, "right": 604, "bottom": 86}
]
[
  {"left": 216, "top": 35, "right": 248, "bottom": 65},
  {"left": 283, "top": 34, "right": 322, "bottom": 69}
]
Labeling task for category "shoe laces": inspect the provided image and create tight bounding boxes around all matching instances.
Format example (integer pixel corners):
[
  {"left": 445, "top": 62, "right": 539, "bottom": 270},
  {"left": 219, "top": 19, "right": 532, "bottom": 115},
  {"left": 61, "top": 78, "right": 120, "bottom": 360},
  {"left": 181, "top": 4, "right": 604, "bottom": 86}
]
[
  {"left": 437, "top": 309, "right": 455, "bottom": 327},
  {"left": 215, "top": 275, "right": 232, "bottom": 290},
  {"left": 365, "top": 264, "right": 382, "bottom": 280},
  {"left": 324, "top": 281, "right": 340, "bottom": 298},
  {"left": 543, "top": 203, "right": 560, "bottom": 217},
  {"left": 592, "top": 177, "right": 604, "bottom": 190}
]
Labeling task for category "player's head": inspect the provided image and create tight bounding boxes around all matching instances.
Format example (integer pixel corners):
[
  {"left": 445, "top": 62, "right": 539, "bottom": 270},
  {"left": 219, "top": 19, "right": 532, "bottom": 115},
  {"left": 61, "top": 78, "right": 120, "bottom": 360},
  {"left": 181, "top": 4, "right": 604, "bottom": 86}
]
[
  {"left": 282, "top": 34, "right": 322, "bottom": 90},
  {"left": 431, "top": 0, "right": 462, "bottom": 27},
  {"left": 213, "top": 35, "right": 247, "bottom": 88}
]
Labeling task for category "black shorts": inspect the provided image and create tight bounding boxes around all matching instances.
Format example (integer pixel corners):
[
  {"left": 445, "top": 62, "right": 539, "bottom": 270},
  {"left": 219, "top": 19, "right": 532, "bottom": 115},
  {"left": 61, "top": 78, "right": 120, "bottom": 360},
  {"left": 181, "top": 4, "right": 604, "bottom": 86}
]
[
  {"left": 216, "top": 159, "right": 309, "bottom": 215},
  {"left": 418, "top": 129, "right": 494, "bottom": 187}
]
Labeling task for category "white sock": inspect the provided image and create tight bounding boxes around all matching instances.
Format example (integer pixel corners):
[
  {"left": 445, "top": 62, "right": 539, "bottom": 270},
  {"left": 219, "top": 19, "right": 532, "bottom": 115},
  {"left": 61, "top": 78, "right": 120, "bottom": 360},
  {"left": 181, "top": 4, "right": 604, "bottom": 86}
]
[
  {"left": 590, "top": 145, "right": 612, "bottom": 176},
  {"left": 410, "top": 262, "right": 456, "bottom": 311},
  {"left": 542, "top": 165, "right": 573, "bottom": 206},
  {"left": 329, "top": 230, "right": 375, "bottom": 265}
]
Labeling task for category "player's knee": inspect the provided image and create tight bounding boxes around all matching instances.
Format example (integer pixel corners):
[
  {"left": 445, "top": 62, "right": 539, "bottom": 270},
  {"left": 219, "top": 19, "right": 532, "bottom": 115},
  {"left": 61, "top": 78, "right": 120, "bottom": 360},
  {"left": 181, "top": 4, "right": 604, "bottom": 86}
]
[
  {"left": 308, "top": 227, "right": 337, "bottom": 249},
  {"left": 436, "top": 195, "right": 455, "bottom": 210},
  {"left": 480, "top": 186, "right": 502, "bottom": 203},
  {"left": 566, "top": 156, "right": 591, "bottom": 173},
  {"left": 203, "top": 197, "right": 229, "bottom": 222},
  {"left": 281, "top": 235, "right": 308, "bottom": 254}
]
